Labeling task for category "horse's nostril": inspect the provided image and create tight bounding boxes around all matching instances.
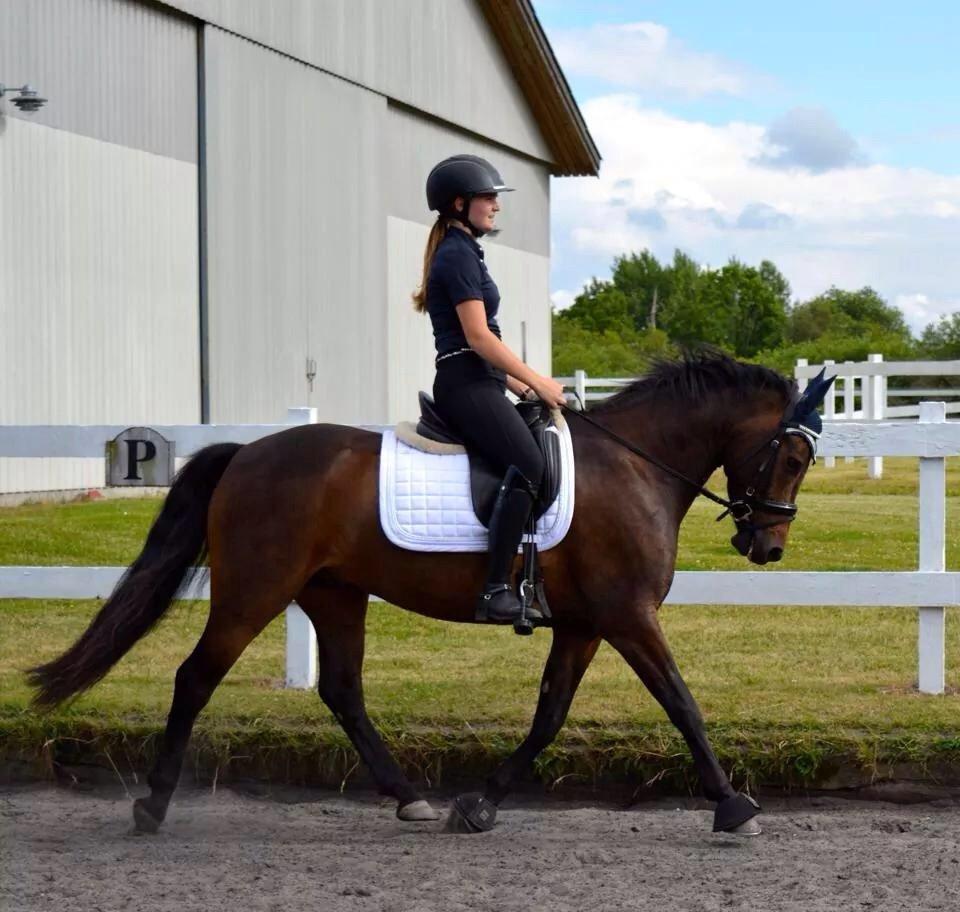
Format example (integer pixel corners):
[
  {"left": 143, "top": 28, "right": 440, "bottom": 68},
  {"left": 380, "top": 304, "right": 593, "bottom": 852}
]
[{"left": 768, "top": 547, "right": 783, "bottom": 562}]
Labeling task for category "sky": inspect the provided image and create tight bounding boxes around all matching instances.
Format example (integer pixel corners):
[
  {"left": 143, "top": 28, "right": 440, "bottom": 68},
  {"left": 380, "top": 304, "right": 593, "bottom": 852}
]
[{"left": 532, "top": 1, "right": 960, "bottom": 334}]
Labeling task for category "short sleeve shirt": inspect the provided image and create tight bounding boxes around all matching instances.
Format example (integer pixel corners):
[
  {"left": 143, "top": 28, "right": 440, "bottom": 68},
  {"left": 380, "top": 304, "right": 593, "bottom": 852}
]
[{"left": 425, "top": 228, "right": 502, "bottom": 356}]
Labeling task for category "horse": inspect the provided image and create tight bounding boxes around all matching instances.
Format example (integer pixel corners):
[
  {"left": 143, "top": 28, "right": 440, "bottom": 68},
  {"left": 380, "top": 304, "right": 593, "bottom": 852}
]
[{"left": 27, "top": 352, "right": 833, "bottom": 837}]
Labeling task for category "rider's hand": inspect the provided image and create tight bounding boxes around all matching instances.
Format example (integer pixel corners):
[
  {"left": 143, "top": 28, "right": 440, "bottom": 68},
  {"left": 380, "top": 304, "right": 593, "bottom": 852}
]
[{"left": 531, "top": 376, "right": 567, "bottom": 408}]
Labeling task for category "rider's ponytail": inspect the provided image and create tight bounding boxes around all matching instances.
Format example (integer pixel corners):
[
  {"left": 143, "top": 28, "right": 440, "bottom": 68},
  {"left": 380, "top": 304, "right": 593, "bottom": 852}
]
[{"left": 412, "top": 217, "right": 454, "bottom": 313}]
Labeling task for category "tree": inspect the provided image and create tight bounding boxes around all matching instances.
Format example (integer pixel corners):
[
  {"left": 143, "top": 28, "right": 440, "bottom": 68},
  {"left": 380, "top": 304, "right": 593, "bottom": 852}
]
[
  {"left": 919, "top": 312, "right": 960, "bottom": 360},
  {"left": 787, "top": 287, "right": 910, "bottom": 344},
  {"left": 551, "top": 315, "right": 673, "bottom": 377},
  {"left": 661, "top": 258, "right": 788, "bottom": 357},
  {"left": 556, "top": 278, "right": 633, "bottom": 335}
]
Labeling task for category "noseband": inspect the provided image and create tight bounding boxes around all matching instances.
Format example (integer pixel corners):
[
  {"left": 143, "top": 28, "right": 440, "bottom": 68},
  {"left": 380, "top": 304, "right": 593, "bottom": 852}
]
[
  {"left": 715, "top": 421, "right": 819, "bottom": 533},
  {"left": 562, "top": 402, "right": 818, "bottom": 533}
]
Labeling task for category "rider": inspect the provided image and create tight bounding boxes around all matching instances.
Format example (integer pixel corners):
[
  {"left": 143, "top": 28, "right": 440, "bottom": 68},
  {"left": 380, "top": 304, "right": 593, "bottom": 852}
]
[{"left": 412, "top": 154, "right": 567, "bottom": 624}]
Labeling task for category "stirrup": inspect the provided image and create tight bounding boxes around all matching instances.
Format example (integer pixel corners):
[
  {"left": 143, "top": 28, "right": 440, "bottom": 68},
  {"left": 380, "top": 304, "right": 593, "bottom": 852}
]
[{"left": 475, "top": 584, "right": 542, "bottom": 625}]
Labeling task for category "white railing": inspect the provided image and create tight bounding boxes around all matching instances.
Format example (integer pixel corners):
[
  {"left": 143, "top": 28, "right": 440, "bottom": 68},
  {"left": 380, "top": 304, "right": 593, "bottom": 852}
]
[
  {"left": 795, "top": 355, "right": 960, "bottom": 476},
  {"left": 1, "top": 407, "right": 958, "bottom": 693}
]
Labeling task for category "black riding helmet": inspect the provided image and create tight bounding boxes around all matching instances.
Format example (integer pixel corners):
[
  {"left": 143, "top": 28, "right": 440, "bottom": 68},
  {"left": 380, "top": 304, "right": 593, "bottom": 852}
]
[{"left": 426, "top": 155, "right": 514, "bottom": 236}]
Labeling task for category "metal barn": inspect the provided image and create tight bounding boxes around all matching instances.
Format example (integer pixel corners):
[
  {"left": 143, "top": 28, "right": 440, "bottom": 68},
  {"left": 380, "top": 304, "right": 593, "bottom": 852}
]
[{"left": 0, "top": 0, "right": 598, "bottom": 494}]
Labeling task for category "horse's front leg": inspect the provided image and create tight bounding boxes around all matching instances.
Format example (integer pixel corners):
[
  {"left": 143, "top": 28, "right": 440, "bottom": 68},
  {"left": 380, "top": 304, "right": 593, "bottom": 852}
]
[
  {"left": 605, "top": 604, "right": 761, "bottom": 836},
  {"left": 446, "top": 628, "right": 599, "bottom": 833},
  {"left": 297, "top": 583, "right": 439, "bottom": 822}
]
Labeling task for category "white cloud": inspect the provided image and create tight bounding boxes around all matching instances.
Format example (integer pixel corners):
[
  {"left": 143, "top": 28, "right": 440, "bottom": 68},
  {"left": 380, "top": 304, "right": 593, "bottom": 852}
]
[
  {"left": 756, "top": 107, "right": 864, "bottom": 173},
  {"left": 551, "top": 95, "right": 960, "bottom": 329},
  {"left": 550, "top": 289, "right": 576, "bottom": 312},
  {"left": 550, "top": 22, "right": 753, "bottom": 97},
  {"left": 896, "top": 294, "right": 960, "bottom": 334}
]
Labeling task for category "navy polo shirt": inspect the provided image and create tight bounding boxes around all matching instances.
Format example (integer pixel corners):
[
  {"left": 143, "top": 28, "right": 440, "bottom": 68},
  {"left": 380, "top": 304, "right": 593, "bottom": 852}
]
[{"left": 425, "top": 227, "right": 502, "bottom": 356}]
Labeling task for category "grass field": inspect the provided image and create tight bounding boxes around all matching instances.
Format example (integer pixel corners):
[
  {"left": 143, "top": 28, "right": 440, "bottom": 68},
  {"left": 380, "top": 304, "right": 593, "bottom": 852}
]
[{"left": 1, "top": 457, "right": 958, "bottom": 793}]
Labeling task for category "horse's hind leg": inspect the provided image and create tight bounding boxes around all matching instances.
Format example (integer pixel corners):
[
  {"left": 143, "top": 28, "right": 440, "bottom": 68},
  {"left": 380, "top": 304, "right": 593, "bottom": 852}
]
[
  {"left": 606, "top": 605, "right": 761, "bottom": 836},
  {"left": 296, "top": 582, "right": 439, "bottom": 822},
  {"left": 132, "top": 606, "right": 279, "bottom": 834}
]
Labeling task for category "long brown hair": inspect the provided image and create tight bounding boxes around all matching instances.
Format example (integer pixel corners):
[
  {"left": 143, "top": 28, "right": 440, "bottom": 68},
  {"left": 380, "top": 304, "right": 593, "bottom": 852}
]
[{"left": 412, "top": 217, "right": 455, "bottom": 313}]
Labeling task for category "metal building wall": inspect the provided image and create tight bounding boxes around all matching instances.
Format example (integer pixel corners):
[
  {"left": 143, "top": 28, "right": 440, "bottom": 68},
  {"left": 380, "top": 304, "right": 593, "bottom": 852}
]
[
  {"left": 0, "top": 0, "right": 200, "bottom": 493},
  {"left": 159, "top": 0, "right": 552, "bottom": 164},
  {"left": 202, "top": 26, "right": 388, "bottom": 425}
]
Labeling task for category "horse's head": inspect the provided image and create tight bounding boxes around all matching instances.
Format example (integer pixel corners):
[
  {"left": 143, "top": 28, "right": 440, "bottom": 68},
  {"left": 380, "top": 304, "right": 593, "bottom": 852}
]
[{"left": 723, "top": 368, "right": 835, "bottom": 565}]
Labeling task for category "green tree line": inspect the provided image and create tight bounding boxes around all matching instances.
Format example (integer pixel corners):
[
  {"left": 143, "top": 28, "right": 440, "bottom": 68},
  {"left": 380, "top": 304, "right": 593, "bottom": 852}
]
[{"left": 553, "top": 249, "right": 960, "bottom": 378}]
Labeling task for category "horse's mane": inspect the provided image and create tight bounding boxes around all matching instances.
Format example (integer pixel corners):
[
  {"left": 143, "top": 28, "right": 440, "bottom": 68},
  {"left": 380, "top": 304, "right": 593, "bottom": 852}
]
[{"left": 587, "top": 350, "right": 795, "bottom": 415}]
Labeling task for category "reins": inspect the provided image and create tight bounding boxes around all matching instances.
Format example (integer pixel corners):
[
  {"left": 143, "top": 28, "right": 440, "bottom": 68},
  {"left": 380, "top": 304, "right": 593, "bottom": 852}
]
[
  {"left": 559, "top": 396, "right": 819, "bottom": 529},
  {"left": 559, "top": 402, "right": 753, "bottom": 521}
]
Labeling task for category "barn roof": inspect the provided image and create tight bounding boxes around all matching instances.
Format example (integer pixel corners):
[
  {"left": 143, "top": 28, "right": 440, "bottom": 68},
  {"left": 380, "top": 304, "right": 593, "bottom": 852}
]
[{"left": 477, "top": 0, "right": 600, "bottom": 176}]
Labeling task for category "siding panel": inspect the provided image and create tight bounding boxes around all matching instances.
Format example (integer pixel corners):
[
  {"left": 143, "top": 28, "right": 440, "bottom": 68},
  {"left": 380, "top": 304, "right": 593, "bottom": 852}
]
[
  {"left": 0, "top": 0, "right": 197, "bottom": 161},
  {"left": 0, "top": 119, "right": 200, "bottom": 493},
  {"left": 204, "top": 27, "right": 387, "bottom": 424}
]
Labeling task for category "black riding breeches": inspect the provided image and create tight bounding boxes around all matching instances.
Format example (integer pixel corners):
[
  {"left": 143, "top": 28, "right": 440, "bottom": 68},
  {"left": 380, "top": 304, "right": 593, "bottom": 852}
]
[{"left": 433, "top": 358, "right": 545, "bottom": 490}]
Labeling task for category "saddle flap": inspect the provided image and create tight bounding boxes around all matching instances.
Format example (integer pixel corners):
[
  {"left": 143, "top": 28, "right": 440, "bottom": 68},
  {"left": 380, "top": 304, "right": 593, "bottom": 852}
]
[{"left": 470, "top": 421, "right": 563, "bottom": 527}]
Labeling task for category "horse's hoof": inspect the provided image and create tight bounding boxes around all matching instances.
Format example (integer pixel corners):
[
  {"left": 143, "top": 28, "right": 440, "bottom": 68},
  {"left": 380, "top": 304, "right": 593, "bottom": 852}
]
[
  {"left": 444, "top": 793, "right": 497, "bottom": 833},
  {"left": 397, "top": 799, "right": 440, "bottom": 822},
  {"left": 713, "top": 793, "right": 761, "bottom": 834},
  {"left": 132, "top": 798, "right": 162, "bottom": 835},
  {"left": 729, "top": 817, "right": 762, "bottom": 836}
]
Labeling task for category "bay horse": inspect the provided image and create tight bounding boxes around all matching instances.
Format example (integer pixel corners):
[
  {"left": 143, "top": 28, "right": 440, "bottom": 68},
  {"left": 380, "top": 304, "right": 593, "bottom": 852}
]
[{"left": 28, "top": 353, "right": 833, "bottom": 836}]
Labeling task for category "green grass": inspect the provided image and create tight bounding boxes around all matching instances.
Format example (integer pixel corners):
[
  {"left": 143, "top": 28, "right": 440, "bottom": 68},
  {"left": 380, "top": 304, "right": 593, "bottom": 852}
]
[{"left": 1, "top": 458, "right": 959, "bottom": 793}]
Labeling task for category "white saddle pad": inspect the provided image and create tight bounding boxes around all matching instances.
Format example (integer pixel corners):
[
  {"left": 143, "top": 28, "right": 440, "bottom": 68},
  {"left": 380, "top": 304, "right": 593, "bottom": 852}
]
[{"left": 378, "top": 422, "right": 575, "bottom": 553}]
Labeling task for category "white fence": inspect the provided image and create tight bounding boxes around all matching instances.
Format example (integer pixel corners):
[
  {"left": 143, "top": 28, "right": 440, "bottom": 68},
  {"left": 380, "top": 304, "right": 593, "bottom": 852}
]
[
  {"left": 795, "top": 355, "right": 960, "bottom": 477},
  {"left": 1, "top": 406, "right": 958, "bottom": 693}
]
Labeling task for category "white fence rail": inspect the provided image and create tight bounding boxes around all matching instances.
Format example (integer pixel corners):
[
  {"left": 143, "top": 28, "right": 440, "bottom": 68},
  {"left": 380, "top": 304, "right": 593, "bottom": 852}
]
[
  {"left": 1, "top": 407, "right": 958, "bottom": 693},
  {"left": 795, "top": 355, "right": 960, "bottom": 476}
]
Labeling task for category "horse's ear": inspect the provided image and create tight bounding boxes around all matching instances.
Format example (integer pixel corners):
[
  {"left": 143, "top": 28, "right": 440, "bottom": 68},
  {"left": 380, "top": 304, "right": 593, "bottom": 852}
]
[{"left": 786, "top": 368, "right": 838, "bottom": 432}]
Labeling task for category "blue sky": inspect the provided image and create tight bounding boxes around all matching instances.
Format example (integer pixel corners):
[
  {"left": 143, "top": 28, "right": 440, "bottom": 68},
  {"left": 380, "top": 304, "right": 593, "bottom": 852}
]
[{"left": 532, "top": 1, "right": 960, "bottom": 332}]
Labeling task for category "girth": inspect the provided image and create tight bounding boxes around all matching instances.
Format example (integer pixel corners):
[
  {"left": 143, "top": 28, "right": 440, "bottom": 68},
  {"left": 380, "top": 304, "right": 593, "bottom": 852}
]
[{"left": 415, "top": 391, "right": 562, "bottom": 528}]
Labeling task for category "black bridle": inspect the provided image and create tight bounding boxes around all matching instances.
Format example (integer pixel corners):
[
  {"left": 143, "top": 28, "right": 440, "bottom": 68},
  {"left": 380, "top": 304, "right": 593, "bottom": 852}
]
[{"left": 560, "top": 400, "right": 820, "bottom": 534}]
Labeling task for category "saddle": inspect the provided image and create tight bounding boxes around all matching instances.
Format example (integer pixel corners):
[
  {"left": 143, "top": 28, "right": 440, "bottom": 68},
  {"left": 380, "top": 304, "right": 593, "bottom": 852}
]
[{"left": 415, "top": 391, "right": 563, "bottom": 528}]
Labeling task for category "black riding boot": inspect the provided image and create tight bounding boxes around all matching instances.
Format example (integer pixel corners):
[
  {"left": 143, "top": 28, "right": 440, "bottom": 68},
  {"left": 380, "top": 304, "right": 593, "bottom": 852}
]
[{"left": 476, "top": 467, "right": 543, "bottom": 626}]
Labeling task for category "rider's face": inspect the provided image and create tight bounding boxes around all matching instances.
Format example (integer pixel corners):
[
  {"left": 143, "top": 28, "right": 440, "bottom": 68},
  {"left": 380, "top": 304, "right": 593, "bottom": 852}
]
[{"left": 464, "top": 193, "right": 500, "bottom": 232}]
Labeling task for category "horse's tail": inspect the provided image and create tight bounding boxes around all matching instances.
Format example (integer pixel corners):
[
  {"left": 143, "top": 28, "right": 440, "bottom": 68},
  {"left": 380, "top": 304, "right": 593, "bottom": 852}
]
[{"left": 27, "top": 442, "right": 243, "bottom": 709}]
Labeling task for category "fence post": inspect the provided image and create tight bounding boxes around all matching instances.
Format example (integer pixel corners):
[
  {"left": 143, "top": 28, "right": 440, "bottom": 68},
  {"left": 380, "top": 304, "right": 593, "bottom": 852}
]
[
  {"left": 843, "top": 361, "right": 855, "bottom": 462},
  {"left": 867, "top": 353, "right": 884, "bottom": 479},
  {"left": 574, "top": 369, "right": 587, "bottom": 410},
  {"left": 285, "top": 407, "right": 319, "bottom": 689},
  {"left": 795, "top": 358, "right": 808, "bottom": 387},
  {"left": 823, "top": 359, "right": 836, "bottom": 468},
  {"left": 918, "top": 401, "right": 946, "bottom": 694}
]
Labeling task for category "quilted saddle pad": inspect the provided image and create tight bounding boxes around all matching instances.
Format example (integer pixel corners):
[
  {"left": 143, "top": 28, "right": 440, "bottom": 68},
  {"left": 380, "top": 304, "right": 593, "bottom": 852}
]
[{"left": 378, "top": 422, "right": 575, "bottom": 553}]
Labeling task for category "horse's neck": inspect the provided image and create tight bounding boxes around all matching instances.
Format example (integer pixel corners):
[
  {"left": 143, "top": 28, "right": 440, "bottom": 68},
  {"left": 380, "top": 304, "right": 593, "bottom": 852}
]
[{"left": 598, "top": 399, "right": 730, "bottom": 517}]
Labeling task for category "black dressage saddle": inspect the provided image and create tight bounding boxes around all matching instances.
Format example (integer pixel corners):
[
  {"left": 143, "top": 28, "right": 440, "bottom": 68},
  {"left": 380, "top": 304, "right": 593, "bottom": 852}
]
[{"left": 415, "top": 392, "right": 563, "bottom": 528}]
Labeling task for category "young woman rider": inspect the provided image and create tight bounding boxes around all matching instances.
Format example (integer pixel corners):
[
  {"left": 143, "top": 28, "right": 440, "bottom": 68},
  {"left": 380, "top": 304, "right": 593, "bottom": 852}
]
[{"left": 412, "top": 154, "right": 567, "bottom": 625}]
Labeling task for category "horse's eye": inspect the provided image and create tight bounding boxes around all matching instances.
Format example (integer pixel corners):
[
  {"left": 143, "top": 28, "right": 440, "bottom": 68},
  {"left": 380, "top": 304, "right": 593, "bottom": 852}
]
[{"left": 786, "top": 456, "right": 803, "bottom": 473}]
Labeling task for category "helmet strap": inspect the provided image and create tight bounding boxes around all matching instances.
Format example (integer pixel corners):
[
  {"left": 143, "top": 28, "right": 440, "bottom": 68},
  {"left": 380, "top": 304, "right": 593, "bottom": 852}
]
[{"left": 452, "top": 195, "right": 485, "bottom": 238}]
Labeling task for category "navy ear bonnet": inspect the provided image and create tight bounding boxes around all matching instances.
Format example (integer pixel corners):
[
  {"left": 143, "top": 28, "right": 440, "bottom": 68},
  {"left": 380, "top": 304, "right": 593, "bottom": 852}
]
[{"left": 783, "top": 367, "right": 837, "bottom": 436}]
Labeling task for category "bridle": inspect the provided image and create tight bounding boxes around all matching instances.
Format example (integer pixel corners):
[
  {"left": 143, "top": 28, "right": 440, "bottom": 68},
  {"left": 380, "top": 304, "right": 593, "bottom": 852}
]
[
  {"left": 716, "top": 419, "right": 819, "bottom": 534},
  {"left": 560, "top": 399, "right": 819, "bottom": 535}
]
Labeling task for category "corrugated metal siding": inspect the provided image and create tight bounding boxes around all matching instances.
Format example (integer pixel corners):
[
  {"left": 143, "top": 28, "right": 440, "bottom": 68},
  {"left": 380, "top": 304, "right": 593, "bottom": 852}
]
[
  {"left": 203, "top": 26, "right": 388, "bottom": 425},
  {"left": 0, "top": 118, "right": 200, "bottom": 493},
  {"left": 158, "top": 0, "right": 552, "bottom": 163},
  {"left": 386, "top": 217, "right": 550, "bottom": 424},
  {"left": 0, "top": 0, "right": 197, "bottom": 162},
  {"left": 384, "top": 103, "right": 550, "bottom": 257}
]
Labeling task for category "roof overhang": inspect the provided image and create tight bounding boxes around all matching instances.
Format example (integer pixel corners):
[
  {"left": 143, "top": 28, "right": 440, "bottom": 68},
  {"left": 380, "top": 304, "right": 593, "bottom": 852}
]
[{"left": 476, "top": 0, "right": 600, "bottom": 177}]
